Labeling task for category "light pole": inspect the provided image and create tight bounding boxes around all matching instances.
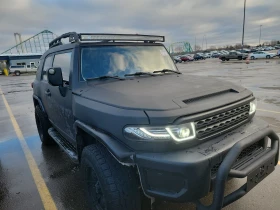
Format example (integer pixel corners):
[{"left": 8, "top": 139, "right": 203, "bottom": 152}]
[
  {"left": 241, "top": 0, "right": 246, "bottom": 49},
  {"left": 259, "top": 25, "right": 262, "bottom": 46}
]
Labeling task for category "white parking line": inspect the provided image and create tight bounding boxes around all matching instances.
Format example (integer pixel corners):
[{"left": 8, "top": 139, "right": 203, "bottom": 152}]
[{"left": 257, "top": 109, "right": 280, "bottom": 114}]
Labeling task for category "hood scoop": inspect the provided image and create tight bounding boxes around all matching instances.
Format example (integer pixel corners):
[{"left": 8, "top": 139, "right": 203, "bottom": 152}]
[{"left": 183, "top": 89, "right": 239, "bottom": 104}]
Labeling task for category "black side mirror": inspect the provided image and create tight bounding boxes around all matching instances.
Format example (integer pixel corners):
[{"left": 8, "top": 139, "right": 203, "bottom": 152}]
[{"left": 47, "top": 67, "right": 63, "bottom": 86}]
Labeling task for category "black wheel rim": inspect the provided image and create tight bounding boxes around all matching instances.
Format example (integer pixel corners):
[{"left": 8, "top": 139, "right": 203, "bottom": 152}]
[{"left": 86, "top": 167, "right": 106, "bottom": 210}]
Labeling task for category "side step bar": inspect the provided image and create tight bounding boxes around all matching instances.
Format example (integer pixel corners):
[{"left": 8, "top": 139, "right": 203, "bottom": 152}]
[{"left": 48, "top": 127, "right": 78, "bottom": 164}]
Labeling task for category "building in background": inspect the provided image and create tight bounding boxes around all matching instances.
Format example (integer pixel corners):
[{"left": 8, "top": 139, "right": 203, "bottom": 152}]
[
  {"left": 0, "top": 54, "right": 41, "bottom": 74},
  {"left": 0, "top": 30, "right": 56, "bottom": 75}
]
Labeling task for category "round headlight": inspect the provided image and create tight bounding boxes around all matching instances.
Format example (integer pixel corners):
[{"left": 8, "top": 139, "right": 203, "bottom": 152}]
[{"left": 178, "top": 127, "right": 190, "bottom": 138}]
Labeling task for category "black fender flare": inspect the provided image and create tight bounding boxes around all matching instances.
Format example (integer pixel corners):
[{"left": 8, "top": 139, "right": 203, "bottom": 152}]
[
  {"left": 74, "top": 120, "right": 135, "bottom": 164},
  {"left": 33, "top": 95, "right": 46, "bottom": 113}
]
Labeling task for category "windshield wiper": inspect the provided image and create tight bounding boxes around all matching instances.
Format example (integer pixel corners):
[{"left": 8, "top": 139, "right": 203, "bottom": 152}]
[
  {"left": 124, "top": 72, "right": 155, "bottom": 77},
  {"left": 86, "top": 75, "right": 125, "bottom": 80},
  {"left": 153, "top": 69, "right": 181, "bottom": 74}
]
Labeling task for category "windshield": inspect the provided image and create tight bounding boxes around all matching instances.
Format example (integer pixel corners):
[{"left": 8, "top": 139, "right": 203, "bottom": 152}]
[{"left": 81, "top": 45, "right": 177, "bottom": 80}]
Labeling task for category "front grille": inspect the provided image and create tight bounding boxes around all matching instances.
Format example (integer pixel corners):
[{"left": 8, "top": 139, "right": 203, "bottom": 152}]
[
  {"left": 195, "top": 104, "right": 250, "bottom": 139},
  {"left": 211, "top": 141, "right": 264, "bottom": 177}
]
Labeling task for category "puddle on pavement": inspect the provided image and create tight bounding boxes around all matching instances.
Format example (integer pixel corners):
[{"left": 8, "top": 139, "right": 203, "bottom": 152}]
[
  {"left": 263, "top": 98, "right": 280, "bottom": 106},
  {"left": 260, "top": 87, "right": 280, "bottom": 90}
]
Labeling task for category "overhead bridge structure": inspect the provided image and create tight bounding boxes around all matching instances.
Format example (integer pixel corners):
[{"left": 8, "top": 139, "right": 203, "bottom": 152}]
[
  {"left": 168, "top": 41, "right": 193, "bottom": 54},
  {"left": 1, "top": 30, "right": 57, "bottom": 55}
]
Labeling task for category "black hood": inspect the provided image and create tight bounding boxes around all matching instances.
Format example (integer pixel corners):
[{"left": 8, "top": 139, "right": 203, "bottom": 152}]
[{"left": 79, "top": 74, "right": 251, "bottom": 111}]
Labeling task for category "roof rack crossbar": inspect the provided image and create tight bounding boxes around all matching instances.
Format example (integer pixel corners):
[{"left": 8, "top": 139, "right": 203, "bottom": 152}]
[
  {"left": 48, "top": 32, "right": 165, "bottom": 49},
  {"left": 49, "top": 32, "right": 79, "bottom": 48}
]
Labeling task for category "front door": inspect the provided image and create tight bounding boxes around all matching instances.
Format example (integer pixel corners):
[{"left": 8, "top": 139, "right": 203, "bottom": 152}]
[{"left": 40, "top": 51, "right": 75, "bottom": 143}]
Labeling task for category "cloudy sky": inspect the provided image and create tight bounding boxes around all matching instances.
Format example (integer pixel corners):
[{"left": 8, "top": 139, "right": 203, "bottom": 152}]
[{"left": 0, "top": 0, "right": 279, "bottom": 53}]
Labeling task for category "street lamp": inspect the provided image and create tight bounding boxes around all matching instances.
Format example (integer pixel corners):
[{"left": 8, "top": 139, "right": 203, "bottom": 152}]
[
  {"left": 241, "top": 0, "right": 247, "bottom": 49},
  {"left": 259, "top": 25, "right": 262, "bottom": 46}
]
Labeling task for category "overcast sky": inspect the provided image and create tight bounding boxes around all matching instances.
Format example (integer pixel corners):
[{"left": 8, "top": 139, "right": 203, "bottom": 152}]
[{"left": 0, "top": 0, "right": 279, "bottom": 53}]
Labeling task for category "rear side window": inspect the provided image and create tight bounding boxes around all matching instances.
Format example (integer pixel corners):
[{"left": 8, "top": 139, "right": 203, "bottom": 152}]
[
  {"left": 42, "top": 55, "right": 53, "bottom": 80},
  {"left": 10, "top": 65, "right": 24, "bottom": 68},
  {"left": 53, "top": 52, "right": 72, "bottom": 82}
]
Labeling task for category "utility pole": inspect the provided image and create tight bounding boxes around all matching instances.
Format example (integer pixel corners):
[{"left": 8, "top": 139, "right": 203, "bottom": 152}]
[
  {"left": 241, "top": 0, "right": 246, "bottom": 49},
  {"left": 195, "top": 36, "right": 196, "bottom": 51},
  {"left": 202, "top": 35, "right": 205, "bottom": 51},
  {"left": 259, "top": 25, "right": 262, "bottom": 46},
  {"left": 206, "top": 35, "right": 207, "bottom": 50}
]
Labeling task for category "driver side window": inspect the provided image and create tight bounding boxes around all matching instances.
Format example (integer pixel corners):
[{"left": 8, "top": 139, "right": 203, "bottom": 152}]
[{"left": 42, "top": 55, "right": 53, "bottom": 81}]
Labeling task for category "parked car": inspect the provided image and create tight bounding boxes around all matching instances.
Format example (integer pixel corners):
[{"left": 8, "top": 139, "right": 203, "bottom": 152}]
[
  {"left": 238, "top": 49, "right": 250, "bottom": 54},
  {"left": 203, "top": 53, "right": 211, "bottom": 58},
  {"left": 180, "top": 55, "right": 194, "bottom": 62},
  {"left": 32, "top": 32, "right": 279, "bottom": 210},
  {"left": 173, "top": 56, "right": 182, "bottom": 63},
  {"left": 9, "top": 64, "right": 37, "bottom": 76},
  {"left": 249, "top": 51, "right": 276, "bottom": 60},
  {"left": 194, "top": 54, "right": 205, "bottom": 60},
  {"left": 220, "top": 50, "right": 229, "bottom": 55},
  {"left": 211, "top": 53, "right": 221, "bottom": 58},
  {"left": 219, "top": 51, "right": 247, "bottom": 61},
  {"left": 250, "top": 48, "right": 257, "bottom": 53}
]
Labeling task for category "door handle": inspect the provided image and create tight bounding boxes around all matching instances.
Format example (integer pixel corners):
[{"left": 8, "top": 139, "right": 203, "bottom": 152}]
[{"left": 45, "top": 89, "right": 51, "bottom": 96}]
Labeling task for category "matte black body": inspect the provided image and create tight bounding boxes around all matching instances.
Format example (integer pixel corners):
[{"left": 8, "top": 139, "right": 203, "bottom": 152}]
[{"left": 33, "top": 35, "right": 279, "bottom": 209}]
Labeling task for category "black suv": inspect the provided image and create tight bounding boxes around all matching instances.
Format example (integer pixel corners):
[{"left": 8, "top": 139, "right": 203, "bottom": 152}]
[{"left": 33, "top": 32, "right": 279, "bottom": 210}]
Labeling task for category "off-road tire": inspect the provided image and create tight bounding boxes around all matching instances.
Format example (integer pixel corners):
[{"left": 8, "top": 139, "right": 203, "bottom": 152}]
[
  {"left": 35, "top": 105, "right": 54, "bottom": 145},
  {"left": 81, "top": 144, "right": 141, "bottom": 210}
]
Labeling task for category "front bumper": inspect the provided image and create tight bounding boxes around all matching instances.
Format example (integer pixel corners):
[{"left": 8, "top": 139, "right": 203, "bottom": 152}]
[{"left": 134, "top": 117, "right": 279, "bottom": 208}]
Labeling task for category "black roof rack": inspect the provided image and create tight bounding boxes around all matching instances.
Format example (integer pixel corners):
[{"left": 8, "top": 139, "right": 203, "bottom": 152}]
[
  {"left": 49, "top": 32, "right": 79, "bottom": 48},
  {"left": 49, "top": 32, "right": 165, "bottom": 49}
]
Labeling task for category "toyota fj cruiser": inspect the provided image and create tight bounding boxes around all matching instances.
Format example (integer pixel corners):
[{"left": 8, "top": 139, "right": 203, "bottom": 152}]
[{"left": 33, "top": 32, "right": 279, "bottom": 210}]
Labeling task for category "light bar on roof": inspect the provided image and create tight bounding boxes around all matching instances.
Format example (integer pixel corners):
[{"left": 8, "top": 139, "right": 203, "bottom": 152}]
[{"left": 80, "top": 34, "right": 165, "bottom": 42}]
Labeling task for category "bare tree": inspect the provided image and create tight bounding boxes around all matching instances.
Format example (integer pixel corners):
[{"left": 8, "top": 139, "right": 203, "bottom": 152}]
[
  {"left": 209, "top": 46, "right": 216, "bottom": 50},
  {"left": 235, "top": 43, "right": 242, "bottom": 49},
  {"left": 194, "top": 45, "right": 202, "bottom": 51},
  {"left": 271, "top": 40, "right": 278, "bottom": 46}
]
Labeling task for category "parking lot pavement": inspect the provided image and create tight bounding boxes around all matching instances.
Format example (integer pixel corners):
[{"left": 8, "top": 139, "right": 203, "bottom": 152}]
[{"left": 0, "top": 58, "right": 279, "bottom": 210}]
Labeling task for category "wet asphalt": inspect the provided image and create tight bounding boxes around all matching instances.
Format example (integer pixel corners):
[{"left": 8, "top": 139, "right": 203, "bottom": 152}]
[{"left": 0, "top": 58, "right": 280, "bottom": 210}]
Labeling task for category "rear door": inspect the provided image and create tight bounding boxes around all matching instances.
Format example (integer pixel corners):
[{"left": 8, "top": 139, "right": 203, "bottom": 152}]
[
  {"left": 259, "top": 52, "right": 266, "bottom": 58},
  {"left": 229, "top": 52, "right": 235, "bottom": 59}
]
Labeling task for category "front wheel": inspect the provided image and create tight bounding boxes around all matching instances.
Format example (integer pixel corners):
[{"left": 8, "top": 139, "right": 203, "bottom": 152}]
[
  {"left": 221, "top": 57, "right": 226, "bottom": 61},
  {"left": 251, "top": 56, "right": 255, "bottom": 60},
  {"left": 35, "top": 106, "right": 54, "bottom": 145},
  {"left": 81, "top": 144, "right": 142, "bottom": 210},
  {"left": 266, "top": 55, "right": 271, "bottom": 59}
]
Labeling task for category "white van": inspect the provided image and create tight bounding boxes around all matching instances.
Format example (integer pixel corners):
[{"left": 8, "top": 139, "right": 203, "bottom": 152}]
[{"left": 9, "top": 63, "right": 37, "bottom": 76}]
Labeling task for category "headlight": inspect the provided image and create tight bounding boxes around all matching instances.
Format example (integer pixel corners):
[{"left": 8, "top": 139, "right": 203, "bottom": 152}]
[
  {"left": 123, "top": 122, "right": 196, "bottom": 142},
  {"left": 249, "top": 99, "right": 257, "bottom": 115}
]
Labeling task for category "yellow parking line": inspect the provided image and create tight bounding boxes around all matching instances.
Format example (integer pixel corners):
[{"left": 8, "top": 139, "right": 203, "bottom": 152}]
[
  {"left": 0, "top": 88, "right": 57, "bottom": 210},
  {"left": 257, "top": 109, "right": 280, "bottom": 114}
]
